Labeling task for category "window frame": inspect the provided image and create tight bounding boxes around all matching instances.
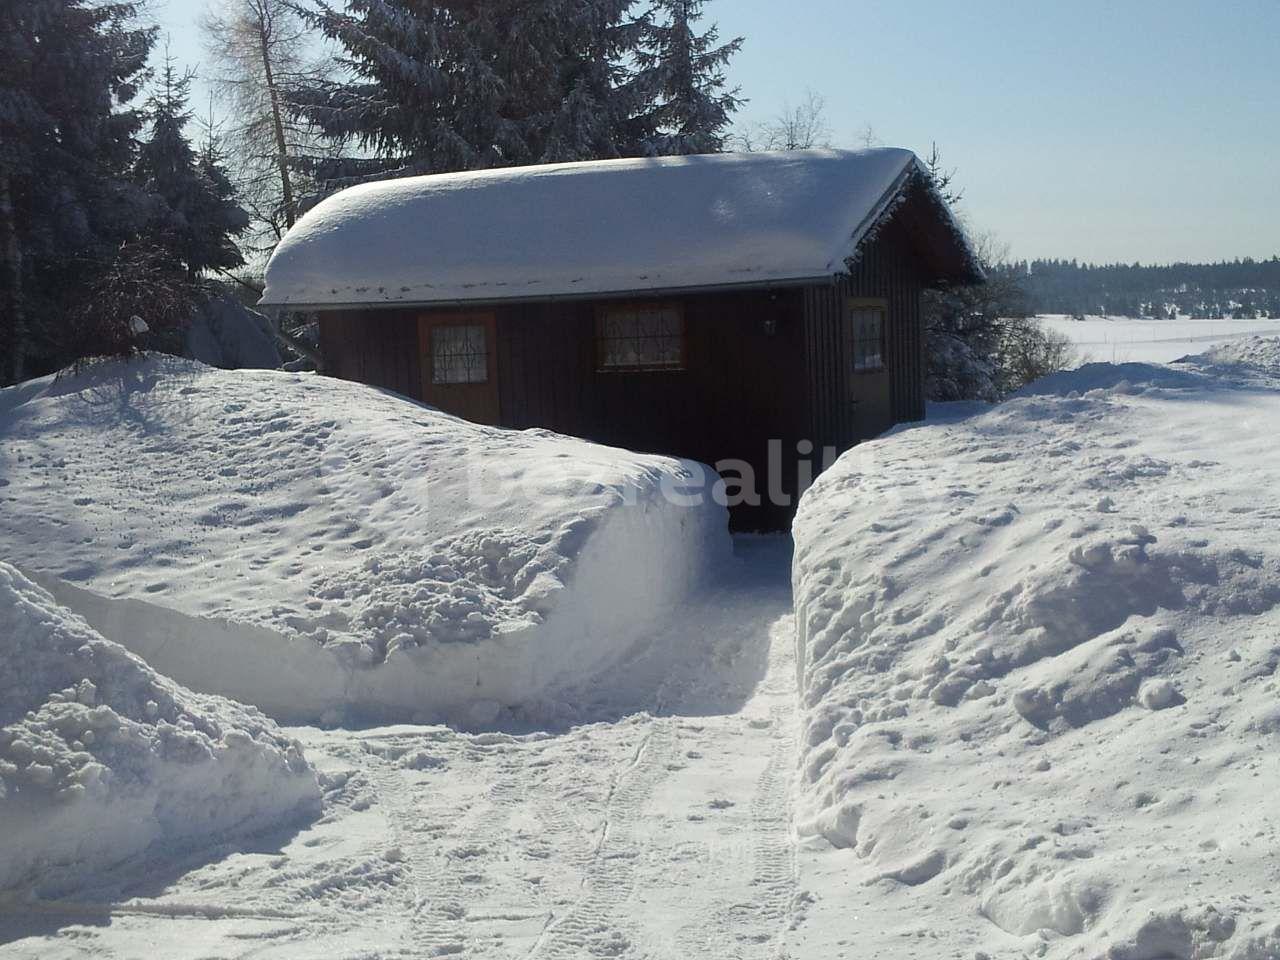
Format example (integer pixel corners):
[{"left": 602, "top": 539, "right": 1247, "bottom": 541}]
[
  {"left": 846, "top": 297, "right": 888, "bottom": 374},
  {"left": 429, "top": 321, "right": 491, "bottom": 385},
  {"left": 594, "top": 301, "right": 688, "bottom": 374}
]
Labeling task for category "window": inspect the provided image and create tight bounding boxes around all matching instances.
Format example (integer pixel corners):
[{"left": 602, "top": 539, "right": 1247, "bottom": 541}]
[
  {"left": 597, "top": 304, "right": 685, "bottom": 372},
  {"left": 848, "top": 299, "right": 886, "bottom": 372},
  {"left": 431, "top": 324, "right": 489, "bottom": 384}
]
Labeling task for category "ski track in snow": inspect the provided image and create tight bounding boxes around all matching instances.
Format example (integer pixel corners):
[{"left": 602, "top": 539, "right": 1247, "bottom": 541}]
[{"left": 0, "top": 537, "right": 799, "bottom": 960}]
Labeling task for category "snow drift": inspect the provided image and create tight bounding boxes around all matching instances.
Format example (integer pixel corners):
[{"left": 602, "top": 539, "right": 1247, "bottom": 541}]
[
  {"left": 791, "top": 339, "right": 1280, "bottom": 958},
  {"left": 0, "top": 563, "right": 320, "bottom": 895},
  {"left": 0, "top": 356, "right": 729, "bottom": 725}
]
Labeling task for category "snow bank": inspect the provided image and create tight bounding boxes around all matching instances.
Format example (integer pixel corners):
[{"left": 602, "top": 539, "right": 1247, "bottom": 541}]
[
  {"left": 260, "top": 148, "right": 978, "bottom": 308},
  {"left": 1194, "top": 333, "right": 1280, "bottom": 376},
  {"left": 791, "top": 340, "right": 1280, "bottom": 958},
  {"left": 0, "top": 563, "right": 319, "bottom": 895},
  {"left": 0, "top": 356, "right": 729, "bottom": 725}
]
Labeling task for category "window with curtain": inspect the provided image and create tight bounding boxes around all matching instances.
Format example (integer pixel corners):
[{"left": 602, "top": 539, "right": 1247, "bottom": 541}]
[
  {"left": 431, "top": 324, "right": 489, "bottom": 384},
  {"left": 596, "top": 305, "right": 685, "bottom": 371},
  {"left": 848, "top": 301, "right": 887, "bottom": 372}
]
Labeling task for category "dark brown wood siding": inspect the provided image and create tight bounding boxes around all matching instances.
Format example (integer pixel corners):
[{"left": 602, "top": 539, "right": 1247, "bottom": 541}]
[
  {"left": 801, "top": 217, "right": 926, "bottom": 455},
  {"left": 495, "top": 289, "right": 809, "bottom": 529},
  {"left": 318, "top": 290, "right": 810, "bottom": 529},
  {"left": 314, "top": 223, "right": 927, "bottom": 529},
  {"left": 317, "top": 308, "right": 422, "bottom": 400}
]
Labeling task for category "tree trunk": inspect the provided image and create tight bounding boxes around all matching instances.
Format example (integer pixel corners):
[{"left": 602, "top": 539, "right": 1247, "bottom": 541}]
[
  {"left": 258, "top": 19, "right": 296, "bottom": 229},
  {"left": 0, "top": 172, "right": 25, "bottom": 385}
]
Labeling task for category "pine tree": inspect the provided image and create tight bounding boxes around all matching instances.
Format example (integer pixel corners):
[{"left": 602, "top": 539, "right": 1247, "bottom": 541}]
[
  {"left": 0, "top": 0, "right": 155, "bottom": 383},
  {"left": 634, "top": 0, "right": 743, "bottom": 156},
  {"left": 134, "top": 54, "right": 248, "bottom": 280}
]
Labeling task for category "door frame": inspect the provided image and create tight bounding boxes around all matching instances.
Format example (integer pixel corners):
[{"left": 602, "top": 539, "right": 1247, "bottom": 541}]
[
  {"left": 844, "top": 297, "right": 891, "bottom": 444},
  {"left": 417, "top": 311, "right": 501, "bottom": 425}
]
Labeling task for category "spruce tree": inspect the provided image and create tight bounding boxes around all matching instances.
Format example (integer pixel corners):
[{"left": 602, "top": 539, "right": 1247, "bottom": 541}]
[
  {"left": 634, "top": 0, "right": 743, "bottom": 156},
  {"left": 196, "top": 133, "right": 252, "bottom": 279},
  {"left": 540, "top": 0, "right": 650, "bottom": 162},
  {"left": 289, "top": 0, "right": 521, "bottom": 183},
  {"left": 134, "top": 55, "right": 248, "bottom": 280},
  {"left": 0, "top": 0, "right": 155, "bottom": 382},
  {"left": 288, "top": 0, "right": 651, "bottom": 193}
]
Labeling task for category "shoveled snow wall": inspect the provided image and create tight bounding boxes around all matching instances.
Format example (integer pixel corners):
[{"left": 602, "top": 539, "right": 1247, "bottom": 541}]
[
  {"left": 0, "top": 357, "right": 730, "bottom": 726},
  {"left": 791, "top": 344, "right": 1280, "bottom": 959},
  {"left": 0, "top": 563, "right": 321, "bottom": 895}
]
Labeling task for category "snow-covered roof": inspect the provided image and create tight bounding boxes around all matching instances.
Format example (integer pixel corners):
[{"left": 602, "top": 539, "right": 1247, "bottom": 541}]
[{"left": 260, "top": 148, "right": 981, "bottom": 309}]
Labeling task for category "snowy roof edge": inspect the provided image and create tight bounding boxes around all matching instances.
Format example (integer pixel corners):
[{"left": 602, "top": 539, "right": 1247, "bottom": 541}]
[
  {"left": 259, "top": 274, "right": 839, "bottom": 314},
  {"left": 260, "top": 149, "right": 984, "bottom": 309},
  {"left": 846, "top": 157, "right": 986, "bottom": 284}
]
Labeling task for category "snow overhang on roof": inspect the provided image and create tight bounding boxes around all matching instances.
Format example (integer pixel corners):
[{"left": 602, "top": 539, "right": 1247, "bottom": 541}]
[{"left": 260, "top": 148, "right": 983, "bottom": 310}]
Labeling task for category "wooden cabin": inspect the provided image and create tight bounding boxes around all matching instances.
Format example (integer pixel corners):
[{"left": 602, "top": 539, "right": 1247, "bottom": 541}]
[{"left": 260, "top": 149, "right": 983, "bottom": 529}]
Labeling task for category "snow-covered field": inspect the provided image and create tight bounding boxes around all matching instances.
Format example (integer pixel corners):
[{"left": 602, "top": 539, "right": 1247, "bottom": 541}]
[
  {"left": 0, "top": 357, "right": 728, "bottom": 726},
  {"left": 792, "top": 336, "right": 1280, "bottom": 958},
  {"left": 1041, "top": 313, "right": 1280, "bottom": 365}
]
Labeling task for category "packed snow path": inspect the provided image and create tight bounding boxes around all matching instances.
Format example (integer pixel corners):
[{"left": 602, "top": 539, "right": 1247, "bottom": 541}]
[{"left": 0, "top": 538, "right": 799, "bottom": 960}]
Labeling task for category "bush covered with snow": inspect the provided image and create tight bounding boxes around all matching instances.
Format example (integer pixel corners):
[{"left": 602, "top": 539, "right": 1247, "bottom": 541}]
[
  {"left": 0, "top": 356, "right": 729, "bottom": 725},
  {"left": 791, "top": 342, "right": 1280, "bottom": 958},
  {"left": 0, "top": 563, "right": 320, "bottom": 895},
  {"left": 184, "top": 293, "right": 282, "bottom": 370}
]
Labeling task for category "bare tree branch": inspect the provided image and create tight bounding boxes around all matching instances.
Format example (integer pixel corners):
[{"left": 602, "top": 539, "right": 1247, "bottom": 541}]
[{"left": 730, "top": 89, "right": 831, "bottom": 152}]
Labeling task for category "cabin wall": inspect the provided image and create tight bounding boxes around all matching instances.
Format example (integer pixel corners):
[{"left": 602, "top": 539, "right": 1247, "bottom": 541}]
[
  {"left": 314, "top": 232, "right": 927, "bottom": 530},
  {"left": 496, "top": 289, "right": 809, "bottom": 529},
  {"left": 317, "top": 308, "right": 421, "bottom": 399},
  {"left": 801, "top": 218, "right": 927, "bottom": 455},
  {"left": 316, "top": 290, "right": 809, "bottom": 530}
]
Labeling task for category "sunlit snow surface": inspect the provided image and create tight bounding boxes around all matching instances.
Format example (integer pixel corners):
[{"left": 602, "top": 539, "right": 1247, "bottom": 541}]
[
  {"left": 4, "top": 341, "right": 1280, "bottom": 958},
  {"left": 1041, "top": 313, "right": 1280, "bottom": 364},
  {"left": 259, "top": 149, "right": 951, "bottom": 308},
  {"left": 0, "top": 538, "right": 801, "bottom": 959},
  {"left": 0, "top": 564, "right": 319, "bottom": 895},
  {"left": 791, "top": 336, "right": 1280, "bottom": 958},
  {"left": 0, "top": 356, "right": 728, "bottom": 726}
]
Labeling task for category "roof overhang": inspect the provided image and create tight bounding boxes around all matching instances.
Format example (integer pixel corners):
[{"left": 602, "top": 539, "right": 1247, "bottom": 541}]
[{"left": 260, "top": 149, "right": 985, "bottom": 311}]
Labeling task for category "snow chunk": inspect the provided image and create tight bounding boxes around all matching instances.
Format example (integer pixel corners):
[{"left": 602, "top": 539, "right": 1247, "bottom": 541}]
[
  {"left": 0, "top": 356, "right": 730, "bottom": 724},
  {"left": 1192, "top": 334, "right": 1280, "bottom": 375},
  {"left": 1138, "top": 677, "right": 1183, "bottom": 710},
  {"left": 0, "top": 563, "right": 320, "bottom": 895}
]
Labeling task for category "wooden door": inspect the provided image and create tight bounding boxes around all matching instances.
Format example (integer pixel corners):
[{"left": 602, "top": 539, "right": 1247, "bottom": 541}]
[
  {"left": 418, "top": 312, "right": 500, "bottom": 425},
  {"left": 844, "top": 298, "right": 893, "bottom": 442}
]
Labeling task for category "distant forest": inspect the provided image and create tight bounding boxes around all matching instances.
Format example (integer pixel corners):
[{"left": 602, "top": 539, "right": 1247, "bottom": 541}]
[{"left": 993, "top": 257, "right": 1280, "bottom": 319}]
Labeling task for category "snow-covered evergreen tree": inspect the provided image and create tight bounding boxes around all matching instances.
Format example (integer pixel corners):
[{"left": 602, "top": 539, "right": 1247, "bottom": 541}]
[
  {"left": 288, "top": 0, "right": 654, "bottom": 194},
  {"left": 634, "top": 0, "right": 743, "bottom": 156},
  {"left": 288, "top": 0, "right": 523, "bottom": 184},
  {"left": 197, "top": 133, "right": 253, "bottom": 277},
  {"left": 0, "top": 0, "right": 155, "bottom": 382},
  {"left": 134, "top": 56, "right": 249, "bottom": 280},
  {"left": 540, "top": 0, "right": 650, "bottom": 162}
]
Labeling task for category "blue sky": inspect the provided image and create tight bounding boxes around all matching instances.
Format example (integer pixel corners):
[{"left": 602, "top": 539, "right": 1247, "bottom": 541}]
[{"left": 154, "top": 0, "right": 1278, "bottom": 264}]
